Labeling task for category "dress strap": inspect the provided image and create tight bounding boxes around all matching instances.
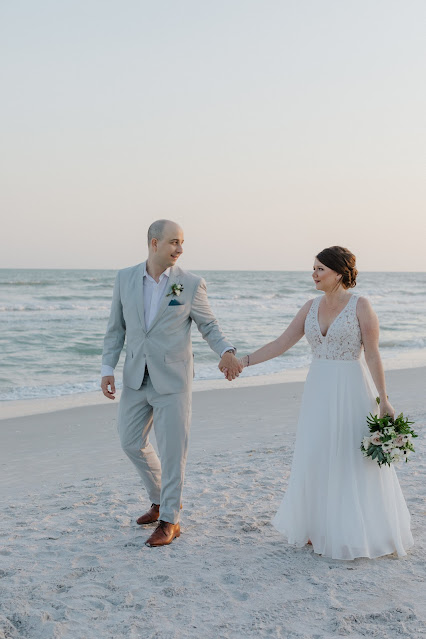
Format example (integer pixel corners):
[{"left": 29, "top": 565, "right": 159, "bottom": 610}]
[
  {"left": 308, "top": 296, "right": 321, "bottom": 316},
  {"left": 347, "top": 294, "right": 359, "bottom": 317}
]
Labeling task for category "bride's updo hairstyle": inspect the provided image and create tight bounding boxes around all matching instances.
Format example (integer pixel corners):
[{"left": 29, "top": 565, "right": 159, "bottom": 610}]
[{"left": 316, "top": 246, "right": 358, "bottom": 289}]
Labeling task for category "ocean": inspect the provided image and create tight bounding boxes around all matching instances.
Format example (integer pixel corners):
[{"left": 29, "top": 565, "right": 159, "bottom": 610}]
[{"left": 1, "top": 268, "right": 425, "bottom": 402}]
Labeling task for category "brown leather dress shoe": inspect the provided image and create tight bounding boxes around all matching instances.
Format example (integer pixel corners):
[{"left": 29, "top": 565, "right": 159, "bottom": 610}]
[
  {"left": 145, "top": 520, "right": 181, "bottom": 547},
  {"left": 136, "top": 503, "right": 160, "bottom": 525}
]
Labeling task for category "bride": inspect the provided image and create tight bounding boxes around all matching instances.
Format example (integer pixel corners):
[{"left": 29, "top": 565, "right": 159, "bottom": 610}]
[{"left": 232, "top": 246, "right": 413, "bottom": 560}]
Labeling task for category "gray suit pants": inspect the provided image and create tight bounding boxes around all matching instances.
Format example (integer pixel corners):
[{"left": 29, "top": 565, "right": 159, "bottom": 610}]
[{"left": 117, "top": 370, "right": 192, "bottom": 524}]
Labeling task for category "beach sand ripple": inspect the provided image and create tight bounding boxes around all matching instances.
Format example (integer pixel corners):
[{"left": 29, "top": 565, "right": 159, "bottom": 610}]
[{"left": 1, "top": 435, "right": 425, "bottom": 639}]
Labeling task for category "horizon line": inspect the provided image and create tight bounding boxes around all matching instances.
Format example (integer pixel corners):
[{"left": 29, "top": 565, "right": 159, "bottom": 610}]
[{"left": 0, "top": 267, "right": 425, "bottom": 274}]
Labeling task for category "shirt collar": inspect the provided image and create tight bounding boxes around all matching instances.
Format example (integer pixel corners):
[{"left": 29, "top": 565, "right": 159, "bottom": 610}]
[{"left": 143, "top": 263, "right": 171, "bottom": 283}]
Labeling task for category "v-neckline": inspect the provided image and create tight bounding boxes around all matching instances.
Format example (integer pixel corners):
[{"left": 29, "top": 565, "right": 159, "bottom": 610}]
[{"left": 316, "top": 295, "right": 354, "bottom": 338}]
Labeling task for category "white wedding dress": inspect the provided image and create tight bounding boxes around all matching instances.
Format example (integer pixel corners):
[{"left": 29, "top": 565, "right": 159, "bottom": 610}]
[{"left": 272, "top": 295, "right": 413, "bottom": 560}]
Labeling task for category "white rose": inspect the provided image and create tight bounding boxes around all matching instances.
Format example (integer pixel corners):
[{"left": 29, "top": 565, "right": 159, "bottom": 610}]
[
  {"left": 370, "top": 432, "right": 382, "bottom": 445},
  {"left": 362, "top": 437, "right": 371, "bottom": 450}
]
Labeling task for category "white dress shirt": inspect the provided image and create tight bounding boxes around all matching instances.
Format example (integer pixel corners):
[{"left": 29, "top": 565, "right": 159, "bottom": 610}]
[
  {"left": 101, "top": 265, "right": 234, "bottom": 378},
  {"left": 142, "top": 263, "right": 171, "bottom": 330}
]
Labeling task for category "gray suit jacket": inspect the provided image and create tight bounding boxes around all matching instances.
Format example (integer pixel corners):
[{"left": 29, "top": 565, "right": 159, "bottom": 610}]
[{"left": 102, "top": 262, "right": 233, "bottom": 394}]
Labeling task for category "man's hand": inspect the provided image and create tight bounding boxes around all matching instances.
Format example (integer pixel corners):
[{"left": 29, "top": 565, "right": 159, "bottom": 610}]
[
  {"left": 218, "top": 352, "right": 243, "bottom": 381},
  {"left": 101, "top": 375, "right": 116, "bottom": 400}
]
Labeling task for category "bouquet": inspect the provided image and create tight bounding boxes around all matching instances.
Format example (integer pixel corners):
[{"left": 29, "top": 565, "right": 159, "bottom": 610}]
[{"left": 361, "top": 398, "right": 417, "bottom": 467}]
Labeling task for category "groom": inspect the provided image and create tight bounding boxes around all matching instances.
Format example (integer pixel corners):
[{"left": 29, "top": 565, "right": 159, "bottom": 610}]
[{"left": 101, "top": 220, "right": 242, "bottom": 547}]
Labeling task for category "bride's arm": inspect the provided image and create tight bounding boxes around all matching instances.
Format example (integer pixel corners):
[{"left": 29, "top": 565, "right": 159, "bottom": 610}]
[
  {"left": 357, "top": 297, "right": 394, "bottom": 418},
  {"left": 239, "top": 300, "right": 313, "bottom": 368}
]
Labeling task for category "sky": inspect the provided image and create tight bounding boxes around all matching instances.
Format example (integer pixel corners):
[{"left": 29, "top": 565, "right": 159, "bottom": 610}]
[{"left": 1, "top": 0, "right": 425, "bottom": 271}]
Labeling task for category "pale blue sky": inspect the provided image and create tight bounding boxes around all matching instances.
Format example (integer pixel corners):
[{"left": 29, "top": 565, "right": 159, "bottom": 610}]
[{"left": 1, "top": 1, "right": 425, "bottom": 270}]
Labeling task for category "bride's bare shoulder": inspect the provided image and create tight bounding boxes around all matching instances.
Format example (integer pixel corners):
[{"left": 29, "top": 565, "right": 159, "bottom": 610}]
[
  {"left": 298, "top": 298, "right": 316, "bottom": 317},
  {"left": 287, "top": 299, "right": 315, "bottom": 331},
  {"left": 356, "top": 296, "right": 377, "bottom": 320},
  {"left": 356, "top": 295, "right": 372, "bottom": 309}
]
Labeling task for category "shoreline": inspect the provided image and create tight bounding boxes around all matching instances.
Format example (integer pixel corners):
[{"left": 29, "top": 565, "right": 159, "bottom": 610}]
[
  {"left": 1, "top": 357, "right": 426, "bottom": 421},
  {"left": 1, "top": 365, "right": 424, "bottom": 499},
  {"left": 0, "top": 366, "right": 312, "bottom": 420}
]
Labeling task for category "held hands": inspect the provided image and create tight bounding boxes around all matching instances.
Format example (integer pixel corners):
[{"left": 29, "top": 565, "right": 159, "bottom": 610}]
[
  {"left": 218, "top": 352, "right": 243, "bottom": 381},
  {"left": 101, "top": 375, "right": 116, "bottom": 400}
]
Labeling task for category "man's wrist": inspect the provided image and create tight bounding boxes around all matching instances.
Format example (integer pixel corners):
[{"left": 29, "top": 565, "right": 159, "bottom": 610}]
[{"left": 101, "top": 364, "right": 115, "bottom": 378}]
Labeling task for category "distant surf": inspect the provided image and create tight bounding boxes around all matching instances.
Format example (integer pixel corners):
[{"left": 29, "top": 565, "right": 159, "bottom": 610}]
[{"left": 1, "top": 268, "right": 425, "bottom": 401}]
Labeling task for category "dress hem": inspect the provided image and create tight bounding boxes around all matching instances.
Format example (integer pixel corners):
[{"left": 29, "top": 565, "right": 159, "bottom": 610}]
[{"left": 271, "top": 521, "right": 414, "bottom": 561}]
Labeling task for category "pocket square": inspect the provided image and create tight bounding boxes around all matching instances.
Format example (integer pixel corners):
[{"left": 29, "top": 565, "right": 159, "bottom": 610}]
[{"left": 169, "top": 299, "right": 183, "bottom": 306}]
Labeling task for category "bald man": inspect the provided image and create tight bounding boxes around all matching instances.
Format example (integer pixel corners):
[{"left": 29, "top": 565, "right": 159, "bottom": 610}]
[{"left": 101, "top": 220, "right": 242, "bottom": 546}]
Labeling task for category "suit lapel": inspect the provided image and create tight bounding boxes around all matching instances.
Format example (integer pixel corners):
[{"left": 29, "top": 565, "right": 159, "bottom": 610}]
[
  {"left": 147, "top": 265, "right": 179, "bottom": 332},
  {"left": 136, "top": 262, "right": 146, "bottom": 332}
]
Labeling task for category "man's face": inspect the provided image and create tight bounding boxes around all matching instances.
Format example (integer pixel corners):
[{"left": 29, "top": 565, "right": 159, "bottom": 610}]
[{"left": 152, "top": 223, "right": 184, "bottom": 269}]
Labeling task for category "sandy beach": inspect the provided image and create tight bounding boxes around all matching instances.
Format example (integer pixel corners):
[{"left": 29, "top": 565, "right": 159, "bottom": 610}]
[{"left": 1, "top": 367, "right": 425, "bottom": 638}]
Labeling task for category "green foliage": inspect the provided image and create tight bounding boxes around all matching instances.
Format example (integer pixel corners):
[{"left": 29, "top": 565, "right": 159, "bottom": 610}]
[
  {"left": 360, "top": 398, "right": 418, "bottom": 468},
  {"left": 366, "top": 412, "right": 416, "bottom": 437}
]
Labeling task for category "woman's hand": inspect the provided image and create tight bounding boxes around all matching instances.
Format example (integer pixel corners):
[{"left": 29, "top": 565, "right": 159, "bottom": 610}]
[{"left": 379, "top": 398, "right": 395, "bottom": 419}]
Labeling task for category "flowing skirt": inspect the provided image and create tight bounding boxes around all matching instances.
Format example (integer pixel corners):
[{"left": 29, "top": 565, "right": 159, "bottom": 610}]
[{"left": 272, "top": 358, "right": 413, "bottom": 560}]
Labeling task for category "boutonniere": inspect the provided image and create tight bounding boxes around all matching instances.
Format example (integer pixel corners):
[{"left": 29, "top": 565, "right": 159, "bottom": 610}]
[{"left": 166, "top": 283, "right": 184, "bottom": 297}]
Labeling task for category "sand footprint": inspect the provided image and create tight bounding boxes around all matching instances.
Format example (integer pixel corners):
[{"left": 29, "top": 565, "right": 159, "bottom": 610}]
[{"left": 149, "top": 575, "right": 169, "bottom": 584}]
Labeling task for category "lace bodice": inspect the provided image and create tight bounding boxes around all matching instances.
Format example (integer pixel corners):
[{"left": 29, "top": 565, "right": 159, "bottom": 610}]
[{"left": 304, "top": 295, "right": 363, "bottom": 360}]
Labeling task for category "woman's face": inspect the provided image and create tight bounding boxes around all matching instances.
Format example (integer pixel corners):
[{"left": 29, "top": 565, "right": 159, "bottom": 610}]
[{"left": 312, "top": 258, "right": 342, "bottom": 292}]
